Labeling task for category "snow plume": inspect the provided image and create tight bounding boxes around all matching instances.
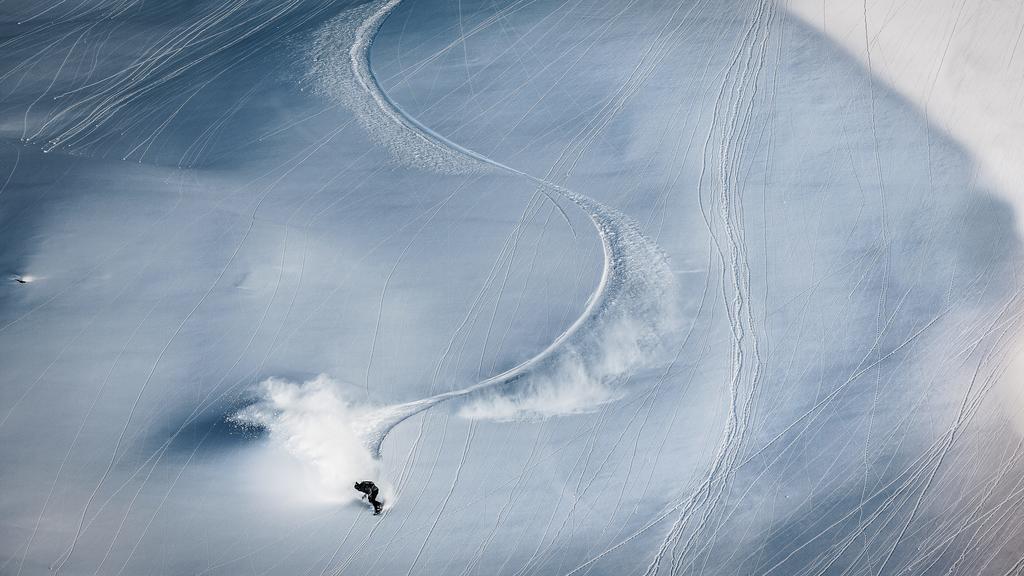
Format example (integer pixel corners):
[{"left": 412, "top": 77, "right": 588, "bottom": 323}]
[
  {"left": 459, "top": 300, "right": 668, "bottom": 422},
  {"left": 231, "top": 375, "right": 385, "bottom": 504},
  {"left": 457, "top": 373, "right": 618, "bottom": 421}
]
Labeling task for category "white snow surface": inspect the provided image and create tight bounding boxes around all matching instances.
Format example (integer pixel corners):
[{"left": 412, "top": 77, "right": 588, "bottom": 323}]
[{"left": 3, "top": 0, "right": 1024, "bottom": 575}]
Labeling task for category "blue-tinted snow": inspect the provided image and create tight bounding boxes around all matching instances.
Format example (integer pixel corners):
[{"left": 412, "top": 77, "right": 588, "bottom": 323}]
[{"left": 1, "top": 0, "right": 1022, "bottom": 574}]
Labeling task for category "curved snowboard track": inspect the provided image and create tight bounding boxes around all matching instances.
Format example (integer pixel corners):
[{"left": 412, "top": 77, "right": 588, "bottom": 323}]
[{"left": 313, "top": 0, "right": 677, "bottom": 457}]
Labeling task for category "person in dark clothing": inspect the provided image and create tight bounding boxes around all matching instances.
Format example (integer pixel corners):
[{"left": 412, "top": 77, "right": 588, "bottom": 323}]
[{"left": 354, "top": 481, "right": 383, "bottom": 515}]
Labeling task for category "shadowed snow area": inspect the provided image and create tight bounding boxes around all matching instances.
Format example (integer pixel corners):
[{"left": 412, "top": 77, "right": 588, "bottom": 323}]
[{"left": 3, "top": 0, "right": 1024, "bottom": 575}]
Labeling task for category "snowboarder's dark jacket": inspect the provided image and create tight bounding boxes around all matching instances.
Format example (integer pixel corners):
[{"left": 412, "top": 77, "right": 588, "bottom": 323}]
[{"left": 354, "top": 481, "right": 383, "bottom": 515}]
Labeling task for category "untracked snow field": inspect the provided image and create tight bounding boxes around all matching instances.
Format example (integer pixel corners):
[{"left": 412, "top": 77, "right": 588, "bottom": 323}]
[{"left": 3, "top": 0, "right": 1024, "bottom": 574}]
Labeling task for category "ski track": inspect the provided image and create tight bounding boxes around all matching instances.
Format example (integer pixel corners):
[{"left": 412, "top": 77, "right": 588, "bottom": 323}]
[{"left": 307, "top": 0, "right": 677, "bottom": 458}]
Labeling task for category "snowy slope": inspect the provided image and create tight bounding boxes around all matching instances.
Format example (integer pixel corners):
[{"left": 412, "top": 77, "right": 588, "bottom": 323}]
[{"left": 2, "top": 0, "right": 1023, "bottom": 575}]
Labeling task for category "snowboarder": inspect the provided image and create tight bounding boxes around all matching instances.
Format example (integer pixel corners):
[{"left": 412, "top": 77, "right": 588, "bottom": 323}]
[{"left": 354, "top": 480, "right": 383, "bottom": 515}]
